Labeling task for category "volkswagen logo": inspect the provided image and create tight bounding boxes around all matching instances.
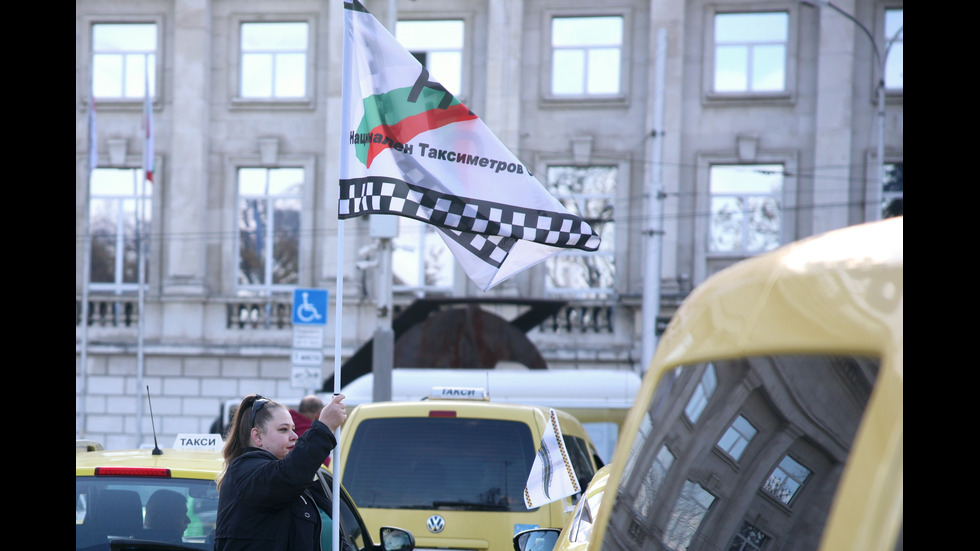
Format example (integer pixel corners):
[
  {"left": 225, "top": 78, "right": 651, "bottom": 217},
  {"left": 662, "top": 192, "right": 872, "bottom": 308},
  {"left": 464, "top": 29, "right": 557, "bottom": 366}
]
[{"left": 426, "top": 514, "right": 445, "bottom": 534}]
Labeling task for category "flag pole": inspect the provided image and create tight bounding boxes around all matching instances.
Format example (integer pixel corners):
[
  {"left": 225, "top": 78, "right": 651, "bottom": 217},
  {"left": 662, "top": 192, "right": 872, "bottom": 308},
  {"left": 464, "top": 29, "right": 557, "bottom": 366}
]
[
  {"left": 80, "top": 74, "right": 97, "bottom": 438},
  {"left": 332, "top": 3, "right": 355, "bottom": 549},
  {"left": 136, "top": 63, "right": 152, "bottom": 447}
]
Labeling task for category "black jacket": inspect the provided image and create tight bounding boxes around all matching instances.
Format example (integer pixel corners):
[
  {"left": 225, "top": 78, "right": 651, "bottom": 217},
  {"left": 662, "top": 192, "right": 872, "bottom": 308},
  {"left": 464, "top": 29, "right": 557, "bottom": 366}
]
[{"left": 215, "top": 420, "right": 337, "bottom": 551}]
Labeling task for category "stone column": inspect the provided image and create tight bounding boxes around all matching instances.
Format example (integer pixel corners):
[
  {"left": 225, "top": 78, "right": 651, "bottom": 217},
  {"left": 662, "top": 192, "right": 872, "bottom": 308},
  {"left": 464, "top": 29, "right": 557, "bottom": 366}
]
[
  {"left": 484, "top": 0, "right": 524, "bottom": 155},
  {"left": 810, "top": 0, "right": 859, "bottom": 234},
  {"left": 164, "top": 0, "right": 211, "bottom": 295}
]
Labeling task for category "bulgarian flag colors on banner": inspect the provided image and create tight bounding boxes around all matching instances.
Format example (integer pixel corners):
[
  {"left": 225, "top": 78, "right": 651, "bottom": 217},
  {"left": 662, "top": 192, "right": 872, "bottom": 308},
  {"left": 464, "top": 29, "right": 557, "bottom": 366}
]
[{"left": 340, "top": 0, "right": 600, "bottom": 291}]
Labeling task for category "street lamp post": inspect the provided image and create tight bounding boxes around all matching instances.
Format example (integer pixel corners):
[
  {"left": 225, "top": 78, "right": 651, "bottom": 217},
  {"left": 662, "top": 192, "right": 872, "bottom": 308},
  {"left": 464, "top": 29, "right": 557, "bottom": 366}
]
[{"left": 802, "top": 1, "right": 901, "bottom": 218}]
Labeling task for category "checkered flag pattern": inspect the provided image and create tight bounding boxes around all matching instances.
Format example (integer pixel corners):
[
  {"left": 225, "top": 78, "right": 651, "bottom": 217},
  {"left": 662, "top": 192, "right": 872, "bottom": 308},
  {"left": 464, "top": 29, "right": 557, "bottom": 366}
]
[{"left": 340, "top": 176, "right": 600, "bottom": 267}]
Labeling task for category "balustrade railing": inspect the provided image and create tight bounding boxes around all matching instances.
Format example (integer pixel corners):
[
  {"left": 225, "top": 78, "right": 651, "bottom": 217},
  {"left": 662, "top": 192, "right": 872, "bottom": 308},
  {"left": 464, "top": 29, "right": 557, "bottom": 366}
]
[
  {"left": 76, "top": 298, "right": 139, "bottom": 327},
  {"left": 76, "top": 296, "right": 618, "bottom": 334},
  {"left": 226, "top": 300, "right": 292, "bottom": 329},
  {"left": 75, "top": 296, "right": 294, "bottom": 330},
  {"left": 538, "top": 302, "right": 615, "bottom": 334}
]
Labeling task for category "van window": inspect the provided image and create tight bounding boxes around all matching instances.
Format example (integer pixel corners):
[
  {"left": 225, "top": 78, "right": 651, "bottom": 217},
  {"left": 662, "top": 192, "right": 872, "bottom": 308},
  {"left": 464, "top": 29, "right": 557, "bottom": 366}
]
[
  {"left": 76, "top": 477, "right": 218, "bottom": 549},
  {"left": 562, "top": 434, "right": 598, "bottom": 493},
  {"left": 343, "top": 417, "right": 536, "bottom": 512},
  {"left": 602, "top": 354, "right": 878, "bottom": 551}
]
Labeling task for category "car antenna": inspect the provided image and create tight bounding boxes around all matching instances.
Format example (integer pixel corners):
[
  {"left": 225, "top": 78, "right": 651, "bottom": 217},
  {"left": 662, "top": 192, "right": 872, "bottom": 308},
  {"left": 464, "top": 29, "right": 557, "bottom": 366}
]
[{"left": 146, "top": 385, "right": 163, "bottom": 455}]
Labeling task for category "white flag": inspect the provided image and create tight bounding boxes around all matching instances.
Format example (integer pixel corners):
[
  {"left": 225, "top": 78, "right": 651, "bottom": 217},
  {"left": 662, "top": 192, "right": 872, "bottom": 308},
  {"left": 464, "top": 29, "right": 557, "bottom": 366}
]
[
  {"left": 340, "top": 0, "right": 600, "bottom": 291},
  {"left": 523, "top": 408, "right": 580, "bottom": 509}
]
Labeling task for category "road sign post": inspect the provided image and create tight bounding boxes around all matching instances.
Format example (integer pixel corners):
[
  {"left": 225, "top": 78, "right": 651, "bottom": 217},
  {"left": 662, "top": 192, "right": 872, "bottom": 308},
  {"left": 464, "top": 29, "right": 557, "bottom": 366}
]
[{"left": 290, "top": 288, "right": 328, "bottom": 391}]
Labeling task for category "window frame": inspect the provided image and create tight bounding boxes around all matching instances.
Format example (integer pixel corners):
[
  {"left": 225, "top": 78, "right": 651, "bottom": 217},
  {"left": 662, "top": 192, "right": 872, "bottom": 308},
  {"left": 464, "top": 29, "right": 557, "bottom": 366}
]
[
  {"left": 539, "top": 163, "right": 621, "bottom": 299},
  {"left": 631, "top": 445, "right": 675, "bottom": 519},
  {"left": 706, "top": 163, "right": 784, "bottom": 255},
  {"left": 391, "top": 217, "right": 456, "bottom": 296},
  {"left": 395, "top": 17, "right": 468, "bottom": 102},
  {"left": 662, "top": 480, "right": 716, "bottom": 551},
  {"left": 540, "top": 8, "right": 632, "bottom": 107},
  {"left": 716, "top": 414, "right": 758, "bottom": 461},
  {"left": 761, "top": 453, "right": 812, "bottom": 506},
  {"left": 84, "top": 15, "right": 164, "bottom": 110},
  {"left": 227, "top": 155, "right": 317, "bottom": 297},
  {"left": 729, "top": 521, "right": 771, "bottom": 551},
  {"left": 694, "top": 151, "right": 798, "bottom": 283},
  {"left": 683, "top": 363, "right": 717, "bottom": 424},
  {"left": 863, "top": 152, "right": 903, "bottom": 222},
  {"left": 702, "top": 6, "right": 800, "bottom": 104},
  {"left": 386, "top": 13, "right": 470, "bottom": 298},
  {"left": 880, "top": 5, "right": 903, "bottom": 96},
  {"left": 87, "top": 167, "right": 155, "bottom": 295},
  {"left": 229, "top": 14, "right": 317, "bottom": 110}
]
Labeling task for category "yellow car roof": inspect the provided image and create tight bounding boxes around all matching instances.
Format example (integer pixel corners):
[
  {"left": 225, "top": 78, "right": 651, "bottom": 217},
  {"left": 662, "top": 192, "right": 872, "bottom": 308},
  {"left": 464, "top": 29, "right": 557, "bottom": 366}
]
[
  {"left": 76, "top": 448, "right": 224, "bottom": 480},
  {"left": 654, "top": 216, "right": 902, "bottom": 364},
  {"left": 348, "top": 399, "right": 593, "bottom": 434}
]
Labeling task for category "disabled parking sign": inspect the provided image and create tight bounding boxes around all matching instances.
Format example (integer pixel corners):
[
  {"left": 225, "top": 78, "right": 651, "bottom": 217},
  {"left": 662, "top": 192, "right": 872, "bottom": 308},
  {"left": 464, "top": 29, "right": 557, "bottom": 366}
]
[
  {"left": 292, "top": 288, "right": 328, "bottom": 326},
  {"left": 291, "top": 288, "right": 327, "bottom": 390}
]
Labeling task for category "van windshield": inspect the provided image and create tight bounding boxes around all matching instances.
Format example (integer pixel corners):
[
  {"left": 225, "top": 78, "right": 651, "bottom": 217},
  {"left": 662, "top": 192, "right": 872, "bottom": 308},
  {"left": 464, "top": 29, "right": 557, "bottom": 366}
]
[{"left": 343, "top": 417, "right": 536, "bottom": 512}]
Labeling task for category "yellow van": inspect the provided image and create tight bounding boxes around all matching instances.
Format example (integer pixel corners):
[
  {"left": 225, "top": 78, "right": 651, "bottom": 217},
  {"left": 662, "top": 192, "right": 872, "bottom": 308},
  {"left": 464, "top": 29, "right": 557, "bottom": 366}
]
[
  {"left": 336, "top": 387, "right": 602, "bottom": 551},
  {"left": 337, "top": 368, "right": 641, "bottom": 464},
  {"left": 516, "top": 216, "right": 903, "bottom": 551}
]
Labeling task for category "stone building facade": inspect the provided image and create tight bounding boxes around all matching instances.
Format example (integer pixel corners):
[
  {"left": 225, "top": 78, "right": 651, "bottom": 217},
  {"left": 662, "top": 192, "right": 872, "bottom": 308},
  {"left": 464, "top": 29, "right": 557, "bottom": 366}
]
[{"left": 75, "top": 0, "right": 903, "bottom": 449}]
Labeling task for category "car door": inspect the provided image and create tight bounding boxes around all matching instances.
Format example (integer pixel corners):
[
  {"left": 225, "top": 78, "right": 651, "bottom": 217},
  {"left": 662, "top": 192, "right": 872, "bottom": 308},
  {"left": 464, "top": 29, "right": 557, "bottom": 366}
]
[
  {"left": 315, "top": 467, "right": 416, "bottom": 551},
  {"left": 316, "top": 467, "right": 371, "bottom": 551}
]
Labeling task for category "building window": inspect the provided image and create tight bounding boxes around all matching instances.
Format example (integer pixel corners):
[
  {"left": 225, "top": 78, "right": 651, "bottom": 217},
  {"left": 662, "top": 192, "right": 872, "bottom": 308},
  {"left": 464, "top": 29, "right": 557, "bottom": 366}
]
[
  {"left": 729, "top": 522, "right": 770, "bottom": 551},
  {"left": 713, "top": 12, "right": 788, "bottom": 93},
  {"left": 397, "top": 20, "right": 464, "bottom": 97},
  {"left": 550, "top": 16, "right": 623, "bottom": 96},
  {"left": 684, "top": 363, "right": 717, "bottom": 424},
  {"left": 881, "top": 162, "right": 903, "bottom": 219},
  {"left": 717, "top": 415, "right": 757, "bottom": 461},
  {"left": 92, "top": 23, "right": 157, "bottom": 100},
  {"left": 709, "top": 164, "right": 782, "bottom": 254},
  {"left": 663, "top": 481, "right": 715, "bottom": 551},
  {"left": 884, "top": 8, "right": 903, "bottom": 91},
  {"left": 236, "top": 168, "right": 303, "bottom": 291},
  {"left": 632, "top": 446, "right": 674, "bottom": 519},
  {"left": 89, "top": 168, "right": 152, "bottom": 292},
  {"left": 240, "top": 22, "right": 309, "bottom": 99},
  {"left": 621, "top": 413, "right": 653, "bottom": 488},
  {"left": 392, "top": 218, "right": 455, "bottom": 293},
  {"left": 545, "top": 166, "right": 616, "bottom": 297},
  {"left": 762, "top": 455, "right": 811, "bottom": 505}
]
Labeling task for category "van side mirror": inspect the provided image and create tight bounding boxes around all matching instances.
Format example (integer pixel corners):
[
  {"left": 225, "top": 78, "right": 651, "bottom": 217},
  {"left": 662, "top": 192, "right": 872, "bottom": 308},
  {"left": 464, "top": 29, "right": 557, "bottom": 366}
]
[
  {"left": 513, "top": 528, "right": 560, "bottom": 551},
  {"left": 380, "top": 526, "right": 415, "bottom": 551}
]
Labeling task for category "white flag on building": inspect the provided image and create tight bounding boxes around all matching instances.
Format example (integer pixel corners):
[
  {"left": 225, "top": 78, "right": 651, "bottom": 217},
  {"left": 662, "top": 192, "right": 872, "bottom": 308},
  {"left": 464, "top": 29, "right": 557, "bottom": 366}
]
[
  {"left": 524, "top": 408, "right": 580, "bottom": 509},
  {"left": 340, "top": 0, "right": 600, "bottom": 291}
]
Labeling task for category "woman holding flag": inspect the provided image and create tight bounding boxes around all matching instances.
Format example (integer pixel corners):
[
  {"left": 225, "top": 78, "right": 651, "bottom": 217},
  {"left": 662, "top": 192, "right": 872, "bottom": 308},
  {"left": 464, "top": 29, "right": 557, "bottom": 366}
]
[{"left": 214, "top": 393, "right": 348, "bottom": 550}]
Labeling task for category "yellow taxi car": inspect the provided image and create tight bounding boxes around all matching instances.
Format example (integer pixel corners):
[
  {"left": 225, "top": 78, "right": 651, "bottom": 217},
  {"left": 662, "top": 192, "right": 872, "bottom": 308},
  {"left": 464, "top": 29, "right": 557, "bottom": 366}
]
[
  {"left": 514, "top": 216, "right": 903, "bottom": 551},
  {"left": 336, "top": 387, "right": 603, "bottom": 551},
  {"left": 513, "top": 464, "right": 613, "bottom": 551},
  {"left": 76, "top": 435, "right": 415, "bottom": 551}
]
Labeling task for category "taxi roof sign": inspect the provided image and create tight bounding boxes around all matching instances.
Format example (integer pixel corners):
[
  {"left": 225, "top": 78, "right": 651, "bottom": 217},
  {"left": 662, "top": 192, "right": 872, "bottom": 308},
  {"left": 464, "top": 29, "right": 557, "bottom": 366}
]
[
  {"left": 172, "top": 433, "right": 224, "bottom": 451},
  {"left": 428, "top": 386, "right": 489, "bottom": 401}
]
